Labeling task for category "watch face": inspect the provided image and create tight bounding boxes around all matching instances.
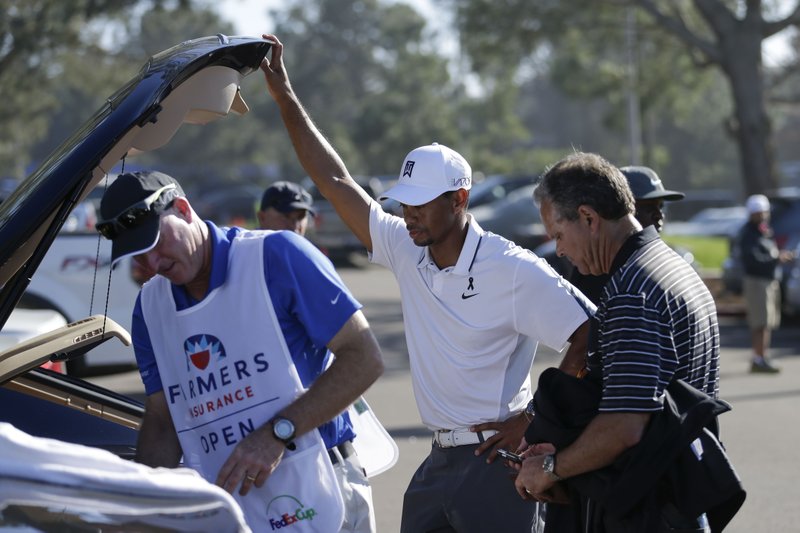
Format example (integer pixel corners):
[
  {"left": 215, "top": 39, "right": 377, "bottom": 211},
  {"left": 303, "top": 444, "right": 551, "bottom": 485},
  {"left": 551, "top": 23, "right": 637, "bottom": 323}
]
[
  {"left": 543, "top": 454, "right": 555, "bottom": 472},
  {"left": 273, "top": 418, "right": 295, "bottom": 441}
]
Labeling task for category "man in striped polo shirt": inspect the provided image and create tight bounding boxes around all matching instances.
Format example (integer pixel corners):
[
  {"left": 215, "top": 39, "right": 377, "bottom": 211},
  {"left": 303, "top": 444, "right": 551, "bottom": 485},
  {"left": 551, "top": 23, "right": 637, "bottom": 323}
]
[{"left": 516, "top": 152, "right": 723, "bottom": 531}]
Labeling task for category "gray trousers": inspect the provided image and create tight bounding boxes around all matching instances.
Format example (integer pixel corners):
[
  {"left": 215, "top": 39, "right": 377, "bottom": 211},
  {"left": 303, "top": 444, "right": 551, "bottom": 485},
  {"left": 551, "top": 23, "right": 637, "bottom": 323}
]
[{"left": 400, "top": 443, "right": 544, "bottom": 533}]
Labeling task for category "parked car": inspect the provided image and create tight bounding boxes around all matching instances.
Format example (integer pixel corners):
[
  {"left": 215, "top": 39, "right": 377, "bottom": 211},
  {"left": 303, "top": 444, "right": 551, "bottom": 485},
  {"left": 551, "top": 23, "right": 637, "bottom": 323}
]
[
  {"left": 664, "top": 206, "right": 748, "bottom": 238},
  {"left": 18, "top": 187, "right": 143, "bottom": 376},
  {"left": 304, "top": 176, "right": 385, "bottom": 264},
  {"left": 470, "top": 184, "right": 549, "bottom": 250},
  {"left": 193, "top": 183, "right": 263, "bottom": 226},
  {"left": 469, "top": 174, "right": 534, "bottom": 209},
  {"left": 782, "top": 239, "right": 800, "bottom": 316},
  {"left": 0, "top": 34, "right": 272, "bottom": 526}
]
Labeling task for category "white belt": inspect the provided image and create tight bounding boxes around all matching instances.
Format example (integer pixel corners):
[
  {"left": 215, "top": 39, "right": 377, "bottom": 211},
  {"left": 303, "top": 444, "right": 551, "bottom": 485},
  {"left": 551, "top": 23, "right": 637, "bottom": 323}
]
[{"left": 432, "top": 428, "right": 498, "bottom": 448}]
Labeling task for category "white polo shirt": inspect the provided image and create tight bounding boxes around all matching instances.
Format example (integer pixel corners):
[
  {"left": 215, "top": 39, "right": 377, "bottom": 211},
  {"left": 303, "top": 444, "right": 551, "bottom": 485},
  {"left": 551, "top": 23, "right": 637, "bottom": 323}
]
[{"left": 369, "top": 202, "right": 595, "bottom": 430}]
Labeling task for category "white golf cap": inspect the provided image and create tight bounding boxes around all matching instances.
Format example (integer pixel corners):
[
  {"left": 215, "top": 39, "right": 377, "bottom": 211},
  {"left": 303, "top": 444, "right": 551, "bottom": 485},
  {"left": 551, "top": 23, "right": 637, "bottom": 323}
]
[
  {"left": 746, "top": 194, "right": 770, "bottom": 214},
  {"left": 379, "top": 143, "right": 472, "bottom": 206}
]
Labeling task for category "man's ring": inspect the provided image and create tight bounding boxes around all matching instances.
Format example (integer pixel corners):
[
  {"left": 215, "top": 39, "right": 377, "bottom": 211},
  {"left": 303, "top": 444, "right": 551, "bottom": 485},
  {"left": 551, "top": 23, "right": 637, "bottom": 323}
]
[{"left": 245, "top": 473, "right": 257, "bottom": 482}]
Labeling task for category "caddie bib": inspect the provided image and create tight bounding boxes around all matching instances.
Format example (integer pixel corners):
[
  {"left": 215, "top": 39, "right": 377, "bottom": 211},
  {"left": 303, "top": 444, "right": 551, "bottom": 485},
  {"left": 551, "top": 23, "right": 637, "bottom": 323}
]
[{"left": 140, "top": 231, "right": 343, "bottom": 532}]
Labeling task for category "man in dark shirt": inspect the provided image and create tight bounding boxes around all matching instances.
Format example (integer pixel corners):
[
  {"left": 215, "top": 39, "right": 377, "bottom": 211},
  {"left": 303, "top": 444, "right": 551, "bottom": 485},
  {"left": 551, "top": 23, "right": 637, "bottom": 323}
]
[{"left": 738, "top": 194, "right": 795, "bottom": 373}]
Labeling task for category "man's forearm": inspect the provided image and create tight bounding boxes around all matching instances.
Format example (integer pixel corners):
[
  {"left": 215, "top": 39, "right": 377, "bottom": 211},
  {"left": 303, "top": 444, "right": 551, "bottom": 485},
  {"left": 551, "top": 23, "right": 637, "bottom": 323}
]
[
  {"left": 135, "top": 392, "right": 183, "bottom": 468},
  {"left": 276, "top": 312, "right": 384, "bottom": 438},
  {"left": 554, "top": 411, "right": 650, "bottom": 479},
  {"left": 559, "top": 320, "right": 589, "bottom": 376},
  {"left": 273, "top": 90, "right": 351, "bottom": 195}
]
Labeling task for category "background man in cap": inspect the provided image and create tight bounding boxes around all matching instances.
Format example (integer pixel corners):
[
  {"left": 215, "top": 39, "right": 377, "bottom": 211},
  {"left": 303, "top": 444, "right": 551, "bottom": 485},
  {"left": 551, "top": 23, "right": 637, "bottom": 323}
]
[
  {"left": 621, "top": 165, "right": 685, "bottom": 233},
  {"left": 738, "top": 194, "right": 795, "bottom": 373},
  {"left": 257, "top": 180, "right": 315, "bottom": 236},
  {"left": 96, "top": 170, "right": 384, "bottom": 532},
  {"left": 260, "top": 34, "right": 595, "bottom": 532}
]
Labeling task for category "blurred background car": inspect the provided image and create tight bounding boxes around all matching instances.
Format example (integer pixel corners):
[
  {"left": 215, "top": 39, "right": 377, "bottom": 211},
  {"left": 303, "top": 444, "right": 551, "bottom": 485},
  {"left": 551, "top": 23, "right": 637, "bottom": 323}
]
[
  {"left": 468, "top": 174, "right": 533, "bottom": 209},
  {"left": 304, "top": 176, "right": 386, "bottom": 265},
  {"left": 193, "top": 183, "right": 263, "bottom": 227},
  {"left": 470, "top": 183, "right": 549, "bottom": 250},
  {"left": 664, "top": 206, "right": 748, "bottom": 238},
  {"left": 15, "top": 177, "right": 142, "bottom": 376},
  {"left": 782, "top": 239, "right": 800, "bottom": 316}
]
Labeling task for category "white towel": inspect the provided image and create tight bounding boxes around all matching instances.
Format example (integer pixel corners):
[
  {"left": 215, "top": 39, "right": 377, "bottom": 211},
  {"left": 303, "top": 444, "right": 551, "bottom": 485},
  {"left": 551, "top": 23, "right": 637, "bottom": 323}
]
[{"left": 0, "top": 422, "right": 250, "bottom": 532}]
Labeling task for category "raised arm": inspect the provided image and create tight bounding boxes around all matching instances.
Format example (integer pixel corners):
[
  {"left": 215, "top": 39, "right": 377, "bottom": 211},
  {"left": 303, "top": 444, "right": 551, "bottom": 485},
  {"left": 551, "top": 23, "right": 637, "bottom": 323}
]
[{"left": 261, "top": 34, "right": 375, "bottom": 251}]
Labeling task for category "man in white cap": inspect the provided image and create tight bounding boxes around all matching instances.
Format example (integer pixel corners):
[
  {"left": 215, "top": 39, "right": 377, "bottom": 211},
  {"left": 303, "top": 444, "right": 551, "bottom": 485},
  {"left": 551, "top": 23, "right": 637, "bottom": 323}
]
[
  {"left": 261, "top": 34, "right": 595, "bottom": 532},
  {"left": 738, "top": 194, "right": 795, "bottom": 373}
]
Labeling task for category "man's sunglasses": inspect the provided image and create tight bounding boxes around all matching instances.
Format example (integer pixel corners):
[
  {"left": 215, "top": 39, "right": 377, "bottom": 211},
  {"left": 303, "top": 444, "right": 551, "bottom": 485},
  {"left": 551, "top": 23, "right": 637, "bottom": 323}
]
[{"left": 95, "top": 183, "right": 177, "bottom": 240}]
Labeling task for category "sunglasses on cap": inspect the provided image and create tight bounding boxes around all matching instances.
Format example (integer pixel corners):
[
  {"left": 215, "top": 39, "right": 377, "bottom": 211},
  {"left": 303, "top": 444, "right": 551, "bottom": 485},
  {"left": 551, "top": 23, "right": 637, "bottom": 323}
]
[{"left": 95, "top": 183, "right": 177, "bottom": 240}]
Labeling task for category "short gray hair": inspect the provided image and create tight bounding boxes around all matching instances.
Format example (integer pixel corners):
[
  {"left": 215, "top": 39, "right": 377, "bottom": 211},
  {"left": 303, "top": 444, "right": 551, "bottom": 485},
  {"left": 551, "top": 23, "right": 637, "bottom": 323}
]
[{"left": 534, "top": 152, "right": 635, "bottom": 222}]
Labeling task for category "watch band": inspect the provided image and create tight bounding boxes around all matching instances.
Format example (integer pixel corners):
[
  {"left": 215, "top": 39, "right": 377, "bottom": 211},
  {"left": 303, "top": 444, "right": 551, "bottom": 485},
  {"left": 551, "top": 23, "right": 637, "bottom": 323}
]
[
  {"left": 543, "top": 453, "right": 563, "bottom": 482},
  {"left": 524, "top": 399, "right": 535, "bottom": 422},
  {"left": 271, "top": 416, "right": 297, "bottom": 451}
]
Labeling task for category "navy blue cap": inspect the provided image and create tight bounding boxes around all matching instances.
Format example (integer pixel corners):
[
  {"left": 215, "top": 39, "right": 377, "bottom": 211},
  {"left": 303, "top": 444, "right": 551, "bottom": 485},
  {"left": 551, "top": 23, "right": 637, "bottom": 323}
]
[
  {"left": 621, "top": 166, "right": 684, "bottom": 201},
  {"left": 260, "top": 181, "right": 315, "bottom": 214}
]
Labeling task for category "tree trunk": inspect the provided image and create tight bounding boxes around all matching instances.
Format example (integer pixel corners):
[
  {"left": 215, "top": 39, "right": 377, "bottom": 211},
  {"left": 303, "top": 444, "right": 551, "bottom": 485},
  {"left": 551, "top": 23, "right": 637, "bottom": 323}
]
[
  {"left": 725, "top": 58, "right": 777, "bottom": 196},
  {"left": 714, "top": 11, "right": 777, "bottom": 196}
]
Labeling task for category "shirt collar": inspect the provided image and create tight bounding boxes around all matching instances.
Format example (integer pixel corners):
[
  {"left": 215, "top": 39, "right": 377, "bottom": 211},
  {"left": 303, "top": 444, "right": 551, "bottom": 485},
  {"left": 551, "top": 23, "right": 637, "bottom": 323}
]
[{"left": 608, "top": 224, "right": 659, "bottom": 277}]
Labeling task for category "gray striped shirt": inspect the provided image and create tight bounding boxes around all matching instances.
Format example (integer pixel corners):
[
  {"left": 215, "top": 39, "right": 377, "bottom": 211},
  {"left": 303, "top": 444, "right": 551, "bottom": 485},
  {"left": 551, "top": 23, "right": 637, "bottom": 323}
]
[{"left": 588, "top": 227, "right": 720, "bottom": 412}]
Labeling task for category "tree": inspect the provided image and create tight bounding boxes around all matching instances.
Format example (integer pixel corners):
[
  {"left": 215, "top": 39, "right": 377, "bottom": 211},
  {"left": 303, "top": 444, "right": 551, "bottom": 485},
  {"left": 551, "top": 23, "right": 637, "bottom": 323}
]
[
  {"left": 0, "top": 0, "right": 148, "bottom": 178},
  {"left": 266, "top": 0, "right": 467, "bottom": 178},
  {"left": 452, "top": 0, "right": 800, "bottom": 195},
  {"left": 633, "top": 0, "right": 800, "bottom": 194}
]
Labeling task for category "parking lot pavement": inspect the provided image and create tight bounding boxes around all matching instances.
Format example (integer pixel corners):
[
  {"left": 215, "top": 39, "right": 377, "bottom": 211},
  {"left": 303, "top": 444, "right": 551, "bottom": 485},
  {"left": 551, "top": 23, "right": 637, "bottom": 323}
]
[{"left": 712, "top": 317, "right": 800, "bottom": 533}]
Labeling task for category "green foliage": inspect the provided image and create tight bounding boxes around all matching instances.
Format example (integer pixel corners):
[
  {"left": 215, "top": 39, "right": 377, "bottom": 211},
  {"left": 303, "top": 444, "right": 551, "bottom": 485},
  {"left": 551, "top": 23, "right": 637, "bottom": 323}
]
[
  {"left": 266, "top": 0, "right": 467, "bottom": 179},
  {"left": 451, "top": 0, "right": 744, "bottom": 192},
  {"left": 662, "top": 234, "right": 729, "bottom": 271},
  {"left": 0, "top": 0, "right": 142, "bottom": 176}
]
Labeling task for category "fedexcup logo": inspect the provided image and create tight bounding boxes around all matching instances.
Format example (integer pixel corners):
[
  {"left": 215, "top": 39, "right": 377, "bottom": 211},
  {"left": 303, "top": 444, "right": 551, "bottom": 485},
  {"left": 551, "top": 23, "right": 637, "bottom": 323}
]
[
  {"left": 267, "top": 495, "right": 317, "bottom": 530},
  {"left": 183, "top": 334, "right": 226, "bottom": 371}
]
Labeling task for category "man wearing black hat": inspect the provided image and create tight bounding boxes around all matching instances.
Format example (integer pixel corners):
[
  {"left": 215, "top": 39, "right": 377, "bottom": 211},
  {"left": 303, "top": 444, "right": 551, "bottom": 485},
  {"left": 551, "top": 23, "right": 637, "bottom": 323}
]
[
  {"left": 96, "top": 170, "right": 384, "bottom": 532},
  {"left": 257, "top": 180, "right": 315, "bottom": 236},
  {"left": 621, "top": 165, "right": 685, "bottom": 234}
]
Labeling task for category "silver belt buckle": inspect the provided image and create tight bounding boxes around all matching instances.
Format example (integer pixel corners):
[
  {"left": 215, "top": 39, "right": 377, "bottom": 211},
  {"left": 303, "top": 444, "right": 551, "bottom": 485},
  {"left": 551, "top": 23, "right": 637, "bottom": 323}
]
[{"left": 434, "top": 430, "right": 456, "bottom": 448}]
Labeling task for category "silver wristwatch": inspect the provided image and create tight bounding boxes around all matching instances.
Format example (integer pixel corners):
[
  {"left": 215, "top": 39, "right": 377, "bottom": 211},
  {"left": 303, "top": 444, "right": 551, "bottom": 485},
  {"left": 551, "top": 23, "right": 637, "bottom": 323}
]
[
  {"left": 524, "top": 399, "right": 535, "bottom": 421},
  {"left": 271, "top": 416, "right": 297, "bottom": 451},
  {"left": 543, "top": 453, "right": 563, "bottom": 481}
]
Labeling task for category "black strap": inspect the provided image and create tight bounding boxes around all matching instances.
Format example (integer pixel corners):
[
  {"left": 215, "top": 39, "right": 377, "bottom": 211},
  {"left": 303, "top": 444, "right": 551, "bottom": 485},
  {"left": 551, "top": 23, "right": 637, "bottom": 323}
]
[{"left": 327, "top": 440, "right": 356, "bottom": 465}]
